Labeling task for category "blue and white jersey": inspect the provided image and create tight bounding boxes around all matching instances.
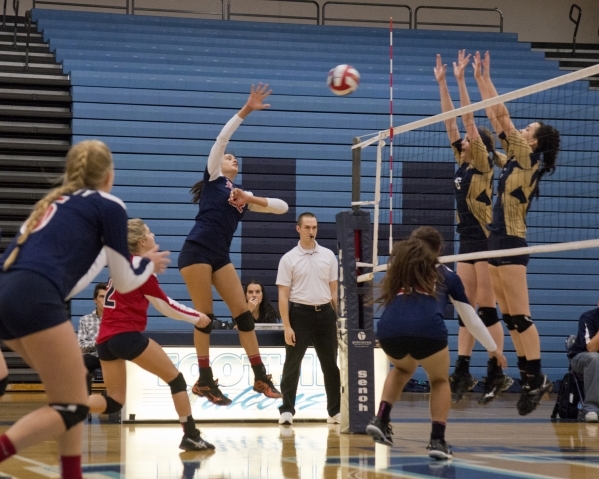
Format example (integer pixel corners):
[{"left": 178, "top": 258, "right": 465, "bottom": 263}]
[
  {"left": 377, "top": 265, "right": 495, "bottom": 352},
  {"left": 569, "top": 308, "right": 599, "bottom": 359},
  {"left": 185, "top": 114, "right": 248, "bottom": 256},
  {"left": 186, "top": 167, "right": 246, "bottom": 256},
  {"left": 1, "top": 189, "right": 154, "bottom": 300}
]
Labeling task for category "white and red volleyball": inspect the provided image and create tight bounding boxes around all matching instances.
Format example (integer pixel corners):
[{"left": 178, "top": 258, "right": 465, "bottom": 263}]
[{"left": 327, "top": 64, "right": 360, "bottom": 96}]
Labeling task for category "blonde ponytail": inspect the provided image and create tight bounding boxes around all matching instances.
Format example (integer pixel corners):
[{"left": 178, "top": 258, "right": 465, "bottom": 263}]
[{"left": 3, "top": 140, "right": 113, "bottom": 271}]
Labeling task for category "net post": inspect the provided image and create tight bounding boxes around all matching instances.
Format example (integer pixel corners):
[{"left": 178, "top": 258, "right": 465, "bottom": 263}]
[
  {"left": 336, "top": 209, "right": 375, "bottom": 434},
  {"left": 351, "top": 137, "right": 361, "bottom": 213}
]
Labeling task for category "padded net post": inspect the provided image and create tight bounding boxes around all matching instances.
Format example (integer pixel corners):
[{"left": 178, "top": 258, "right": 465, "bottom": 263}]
[{"left": 336, "top": 209, "right": 374, "bottom": 434}]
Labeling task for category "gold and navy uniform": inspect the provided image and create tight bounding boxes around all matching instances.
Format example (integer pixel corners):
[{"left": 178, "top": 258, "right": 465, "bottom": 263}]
[
  {"left": 489, "top": 130, "right": 541, "bottom": 239},
  {"left": 451, "top": 136, "right": 498, "bottom": 240}
]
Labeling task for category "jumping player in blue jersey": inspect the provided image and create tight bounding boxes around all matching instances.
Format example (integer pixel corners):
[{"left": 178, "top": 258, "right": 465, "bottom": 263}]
[
  {"left": 178, "top": 84, "right": 289, "bottom": 405},
  {"left": 366, "top": 227, "right": 506, "bottom": 460},
  {"left": 0, "top": 140, "right": 169, "bottom": 479},
  {"left": 435, "top": 51, "right": 511, "bottom": 405},
  {"left": 474, "top": 51, "right": 560, "bottom": 415}
]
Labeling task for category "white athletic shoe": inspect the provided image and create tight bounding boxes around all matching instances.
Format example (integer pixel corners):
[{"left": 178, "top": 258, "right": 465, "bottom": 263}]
[
  {"left": 327, "top": 413, "right": 340, "bottom": 424},
  {"left": 585, "top": 411, "right": 599, "bottom": 423},
  {"left": 279, "top": 412, "right": 293, "bottom": 425}
]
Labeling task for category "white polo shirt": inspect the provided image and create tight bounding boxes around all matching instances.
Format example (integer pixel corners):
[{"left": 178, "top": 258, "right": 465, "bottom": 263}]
[{"left": 276, "top": 241, "right": 338, "bottom": 305}]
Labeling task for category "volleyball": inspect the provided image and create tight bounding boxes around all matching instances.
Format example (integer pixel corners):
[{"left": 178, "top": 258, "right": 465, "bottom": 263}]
[{"left": 327, "top": 64, "right": 360, "bottom": 96}]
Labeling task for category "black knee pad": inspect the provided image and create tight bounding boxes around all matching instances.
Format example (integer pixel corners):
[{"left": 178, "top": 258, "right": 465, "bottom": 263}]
[
  {"left": 234, "top": 310, "right": 255, "bottom": 332},
  {"left": 478, "top": 307, "right": 500, "bottom": 327},
  {"left": 457, "top": 315, "right": 465, "bottom": 328},
  {"left": 512, "top": 314, "right": 534, "bottom": 333},
  {"left": 195, "top": 313, "right": 215, "bottom": 334},
  {"left": 50, "top": 403, "right": 90, "bottom": 430},
  {"left": 0, "top": 376, "right": 8, "bottom": 396},
  {"left": 101, "top": 390, "right": 123, "bottom": 414},
  {"left": 168, "top": 372, "right": 187, "bottom": 395},
  {"left": 502, "top": 314, "right": 516, "bottom": 331}
]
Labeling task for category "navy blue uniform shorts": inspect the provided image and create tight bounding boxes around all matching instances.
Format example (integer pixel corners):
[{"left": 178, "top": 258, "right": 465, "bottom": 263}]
[
  {"left": 488, "top": 234, "right": 529, "bottom": 267},
  {"left": 178, "top": 240, "right": 232, "bottom": 272},
  {"left": 458, "top": 235, "right": 489, "bottom": 264},
  {"left": 378, "top": 336, "right": 448, "bottom": 361},
  {"left": 0, "top": 270, "right": 69, "bottom": 340},
  {"left": 97, "top": 331, "right": 150, "bottom": 361}
]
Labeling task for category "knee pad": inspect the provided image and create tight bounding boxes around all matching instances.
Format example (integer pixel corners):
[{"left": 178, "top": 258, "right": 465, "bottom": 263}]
[
  {"left": 234, "top": 310, "right": 255, "bottom": 332},
  {"left": 195, "top": 313, "right": 215, "bottom": 334},
  {"left": 512, "top": 314, "right": 534, "bottom": 333},
  {"left": 457, "top": 315, "right": 465, "bottom": 328},
  {"left": 502, "top": 314, "right": 516, "bottom": 331},
  {"left": 0, "top": 376, "right": 8, "bottom": 396},
  {"left": 478, "top": 307, "right": 500, "bottom": 327},
  {"left": 50, "top": 403, "right": 90, "bottom": 430},
  {"left": 168, "top": 372, "right": 187, "bottom": 395},
  {"left": 101, "top": 390, "right": 123, "bottom": 414}
]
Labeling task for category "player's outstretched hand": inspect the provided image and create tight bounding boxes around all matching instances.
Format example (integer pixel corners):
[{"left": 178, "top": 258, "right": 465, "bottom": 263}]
[
  {"left": 284, "top": 326, "right": 296, "bottom": 347},
  {"left": 482, "top": 51, "right": 491, "bottom": 80},
  {"left": 489, "top": 349, "right": 507, "bottom": 369},
  {"left": 143, "top": 245, "right": 170, "bottom": 274},
  {"left": 473, "top": 51, "right": 483, "bottom": 80},
  {"left": 196, "top": 313, "right": 212, "bottom": 329},
  {"left": 453, "top": 49, "right": 471, "bottom": 81},
  {"left": 434, "top": 54, "right": 446, "bottom": 83},
  {"left": 247, "top": 83, "right": 272, "bottom": 111}
]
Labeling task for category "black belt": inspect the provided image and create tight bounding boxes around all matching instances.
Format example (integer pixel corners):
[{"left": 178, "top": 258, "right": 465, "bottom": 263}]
[{"left": 290, "top": 302, "right": 331, "bottom": 312}]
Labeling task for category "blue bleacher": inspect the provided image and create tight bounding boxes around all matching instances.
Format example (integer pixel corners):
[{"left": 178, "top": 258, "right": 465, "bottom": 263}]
[{"left": 31, "top": 8, "right": 599, "bottom": 380}]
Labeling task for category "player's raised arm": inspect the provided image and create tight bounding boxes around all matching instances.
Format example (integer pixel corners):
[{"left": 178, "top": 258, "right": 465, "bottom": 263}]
[
  {"left": 435, "top": 54, "right": 460, "bottom": 144},
  {"left": 206, "top": 83, "right": 272, "bottom": 180}
]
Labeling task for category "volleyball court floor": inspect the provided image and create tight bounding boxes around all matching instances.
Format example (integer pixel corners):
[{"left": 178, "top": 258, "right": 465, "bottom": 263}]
[{"left": 1, "top": 391, "right": 598, "bottom": 478}]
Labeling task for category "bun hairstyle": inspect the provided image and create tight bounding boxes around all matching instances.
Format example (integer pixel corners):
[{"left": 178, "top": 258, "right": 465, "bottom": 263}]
[
  {"left": 127, "top": 218, "right": 147, "bottom": 254},
  {"left": 534, "top": 121, "right": 560, "bottom": 176},
  {"left": 409, "top": 225, "right": 444, "bottom": 255},
  {"left": 3, "top": 140, "right": 113, "bottom": 271}
]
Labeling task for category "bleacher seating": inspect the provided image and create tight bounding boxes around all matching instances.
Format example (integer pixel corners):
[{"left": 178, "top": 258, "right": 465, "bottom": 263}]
[{"left": 30, "top": 8, "right": 599, "bottom": 382}]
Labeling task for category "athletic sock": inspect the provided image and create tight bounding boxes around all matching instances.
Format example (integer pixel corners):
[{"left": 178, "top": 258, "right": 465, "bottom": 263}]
[
  {"left": 249, "top": 354, "right": 263, "bottom": 367},
  {"left": 250, "top": 354, "right": 266, "bottom": 379},
  {"left": 197, "top": 356, "right": 210, "bottom": 369},
  {"left": 487, "top": 356, "right": 502, "bottom": 377},
  {"left": 376, "top": 401, "right": 393, "bottom": 423},
  {"left": 180, "top": 415, "right": 197, "bottom": 436},
  {"left": 198, "top": 367, "right": 213, "bottom": 383},
  {"left": 431, "top": 421, "right": 446, "bottom": 441},
  {"left": 455, "top": 355, "right": 471, "bottom": 375},
  {"left": 0, "top": 434, "right": 16, "bottom": 462},
  {"left": 60, "top": 455, "right": 82, "bottom": 479},
  {"left": 517, "top": 356, "right": 528, "bottom": 386},
  {"left": 526, "top": 359, "right": 542, "bottom": 387}
]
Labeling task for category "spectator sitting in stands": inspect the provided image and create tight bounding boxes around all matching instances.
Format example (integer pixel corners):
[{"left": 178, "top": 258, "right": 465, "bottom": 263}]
[
  {"left": 568, "top": 302, "right": 599, "bottom": 423},
  {"left": 77, "top": 282, "right": 107, "bottom": 393},
  {"left": 244, "top": 279, "right": 281, "bottom": 324}
]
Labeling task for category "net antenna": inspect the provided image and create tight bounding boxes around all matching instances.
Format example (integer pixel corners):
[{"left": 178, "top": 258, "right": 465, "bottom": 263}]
[
  {"left": 388, "top": 17, "right": 394, "bottom": 255},
  {"left": 352, "top": 62, "right": 599, "bottom": 283}
]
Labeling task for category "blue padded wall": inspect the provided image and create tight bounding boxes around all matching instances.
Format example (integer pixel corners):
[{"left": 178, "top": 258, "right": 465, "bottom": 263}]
[{"left": 30, "top": 8, "right": 599, "bottom": 381}]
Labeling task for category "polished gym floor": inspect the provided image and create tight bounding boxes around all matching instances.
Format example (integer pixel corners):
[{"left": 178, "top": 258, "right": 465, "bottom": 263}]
[{"left": 1, "top": 391, "right": 598, "bottom": 478}]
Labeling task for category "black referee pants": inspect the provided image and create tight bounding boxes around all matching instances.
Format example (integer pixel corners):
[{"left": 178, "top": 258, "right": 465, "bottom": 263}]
[{"left": 279, "top": 303, "right": 341, "bottom": 417}]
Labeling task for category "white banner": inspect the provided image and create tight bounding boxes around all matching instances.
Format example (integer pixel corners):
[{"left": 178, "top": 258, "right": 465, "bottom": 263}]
[{"left": 123, "top": 347, "right": 332, "bottom": 421}]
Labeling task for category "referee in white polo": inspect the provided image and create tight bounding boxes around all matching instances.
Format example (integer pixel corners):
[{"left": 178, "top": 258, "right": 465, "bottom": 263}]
[{"left": 277, "top": 212, "right": 341, "bottom": 426}]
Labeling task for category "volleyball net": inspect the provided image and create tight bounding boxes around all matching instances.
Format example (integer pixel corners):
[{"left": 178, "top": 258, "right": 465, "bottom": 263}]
[{"left": 350, "top": 63, "right": 599, "bottom": 282}]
